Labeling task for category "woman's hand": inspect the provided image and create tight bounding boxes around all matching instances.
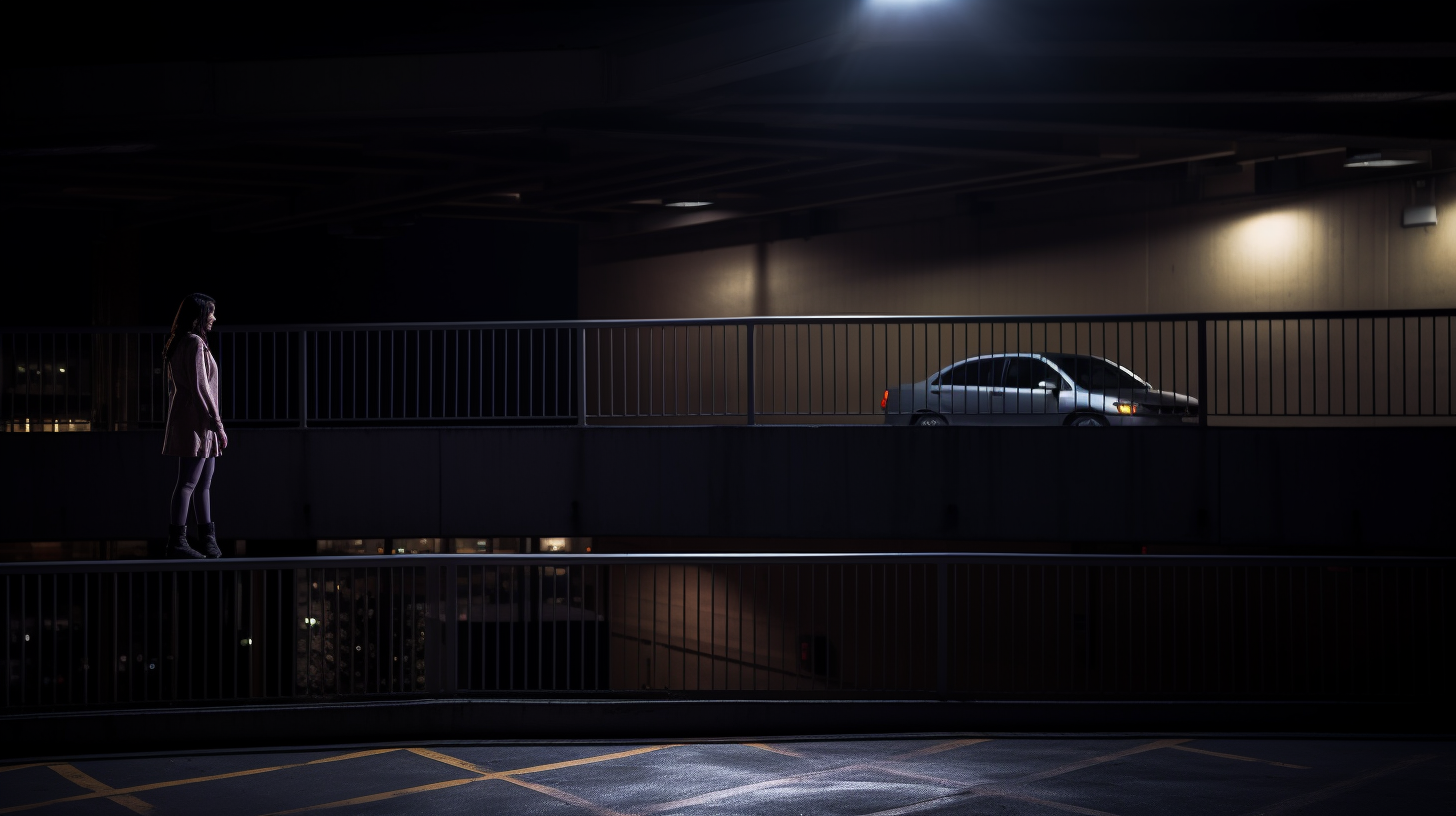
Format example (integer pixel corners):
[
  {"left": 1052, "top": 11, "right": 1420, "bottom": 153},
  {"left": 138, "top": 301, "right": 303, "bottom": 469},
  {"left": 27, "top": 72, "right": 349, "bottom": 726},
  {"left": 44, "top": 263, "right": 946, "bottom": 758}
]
[{"left": 216, "top": 423, "right": 229, "bottom": 449}]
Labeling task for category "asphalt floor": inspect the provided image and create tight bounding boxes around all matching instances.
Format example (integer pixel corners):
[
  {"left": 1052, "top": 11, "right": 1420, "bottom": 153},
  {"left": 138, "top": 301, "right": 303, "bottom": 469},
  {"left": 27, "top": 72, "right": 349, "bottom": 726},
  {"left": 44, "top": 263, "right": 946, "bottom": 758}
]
[{"left": 0, "top": 735, "right": 1449, "bottom": 815}]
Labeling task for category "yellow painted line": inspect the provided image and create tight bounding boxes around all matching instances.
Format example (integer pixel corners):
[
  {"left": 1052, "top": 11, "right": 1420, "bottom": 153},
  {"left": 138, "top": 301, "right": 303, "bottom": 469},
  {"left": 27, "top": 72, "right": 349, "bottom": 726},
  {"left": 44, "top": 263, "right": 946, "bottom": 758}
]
[
  {"left": 406, "top": 748, "right": 494, "bottom": 775},
  {"left": 1241, "top": 754, "right": 1438, "bottom": 816},
  {"left": 0, "top": 749, "right": 399, "bottom": 814},
  {"left": 1014, "top": 738, "right": 1190, "bottom": 784},
  {"left": 0, "top": 764, "right": 45, "bottom": 775},
  {"left": 47, "top": 764, "right": 154, "bottom": 815},
  {"left": 501, "top": 776, "right": 632, "bottom": 816},
  {"left": 868, "top": 763, "right": 969, "bottom": 788},
  {"left": 491, "top": 744, "right": 682, "bottom": 778},
  {"left": 263, "top": 744, "right": 684, "bottom": 815},
  {"left": 261, "top": 778, "right": 481, "bottom": 815},
  {"left": 1171, "top": 744, "right": 1310, "bottom": 769},
  {"left": 306, "top": 749, "right": 397, "bottom": 765},
  {"left": 894, "top": 738, "right": 994, "bottom": 758},
  {"left": 743, "top": 742, "right": 805, "bottom": 757}
]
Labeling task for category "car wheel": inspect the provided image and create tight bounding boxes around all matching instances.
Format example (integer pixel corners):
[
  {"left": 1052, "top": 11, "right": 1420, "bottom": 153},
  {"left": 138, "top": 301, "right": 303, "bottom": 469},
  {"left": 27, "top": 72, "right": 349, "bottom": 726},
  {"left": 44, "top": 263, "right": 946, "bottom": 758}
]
[
  {"left": 1068, "top": 414, "right": 1109, "bottom": 427},
  {"left": 913, "top": 413, "right": 948, "bottom": 427}
]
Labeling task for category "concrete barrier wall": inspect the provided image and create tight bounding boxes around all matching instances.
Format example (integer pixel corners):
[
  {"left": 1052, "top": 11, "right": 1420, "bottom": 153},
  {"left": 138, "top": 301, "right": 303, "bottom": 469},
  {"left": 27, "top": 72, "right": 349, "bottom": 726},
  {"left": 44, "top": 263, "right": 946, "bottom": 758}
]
[{"left": 1, "top": 426, "right": 1452, "bottom": 549}]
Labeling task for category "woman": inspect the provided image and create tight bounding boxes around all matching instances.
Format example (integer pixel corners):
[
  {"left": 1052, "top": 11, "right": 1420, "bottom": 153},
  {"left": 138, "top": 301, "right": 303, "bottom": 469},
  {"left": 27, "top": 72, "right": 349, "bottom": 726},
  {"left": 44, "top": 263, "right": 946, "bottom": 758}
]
[{"left": 161, "top": 293, "right": 228, "bottom": 559}]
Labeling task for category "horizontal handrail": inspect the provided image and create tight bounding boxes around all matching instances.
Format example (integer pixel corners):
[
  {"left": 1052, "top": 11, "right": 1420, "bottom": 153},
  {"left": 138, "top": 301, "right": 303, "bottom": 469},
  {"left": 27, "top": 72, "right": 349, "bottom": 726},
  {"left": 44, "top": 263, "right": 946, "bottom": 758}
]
[
  {"left": 7, "top": 306, "right": 1456, "bottom": 334},
  {"left": 3, "top": 553, "right": 1450, "bottom": 574}
]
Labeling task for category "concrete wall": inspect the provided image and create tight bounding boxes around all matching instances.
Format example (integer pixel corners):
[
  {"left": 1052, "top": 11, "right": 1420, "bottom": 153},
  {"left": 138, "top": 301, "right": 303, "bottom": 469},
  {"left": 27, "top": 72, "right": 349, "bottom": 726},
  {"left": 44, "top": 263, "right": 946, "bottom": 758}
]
[
  {"left": 2, "top": 427, "right": 1452, "bottom": 551},
  {"left": 581, "top": 177, "right": 1456, "bottom": 319}
]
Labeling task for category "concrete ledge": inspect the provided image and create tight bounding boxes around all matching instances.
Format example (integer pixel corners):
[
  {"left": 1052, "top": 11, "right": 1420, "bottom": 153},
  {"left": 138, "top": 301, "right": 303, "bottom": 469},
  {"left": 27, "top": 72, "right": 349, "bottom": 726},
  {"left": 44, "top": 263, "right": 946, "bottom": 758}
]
[
  {"left": 4, "top": 425, "right": 1455, "bottom": 548},
  {"left": 3, "top": 699, "right": 1447, "bottom": 758}
]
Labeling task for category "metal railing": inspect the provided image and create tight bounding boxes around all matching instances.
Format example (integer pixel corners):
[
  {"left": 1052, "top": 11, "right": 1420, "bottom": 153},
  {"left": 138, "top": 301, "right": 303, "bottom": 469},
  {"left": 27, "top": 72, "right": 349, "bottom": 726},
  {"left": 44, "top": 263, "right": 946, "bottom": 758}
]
[
  {"left": 3, "top": 554, "right": 1450, "bottom": 711},
  {"left": 3, "top": 309, "right": 1454, "bottom": 430}
]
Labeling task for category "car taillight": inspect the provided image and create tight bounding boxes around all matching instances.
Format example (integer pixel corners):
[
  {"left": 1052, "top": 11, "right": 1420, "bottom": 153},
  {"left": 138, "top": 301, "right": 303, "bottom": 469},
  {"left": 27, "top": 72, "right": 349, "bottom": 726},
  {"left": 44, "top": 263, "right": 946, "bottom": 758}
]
[
  {"left": 881, "top": 390, "right": 889, "bottom": 409},
  {"left": 1114, "top": 401, "right": 1138, "bottom": 415}
]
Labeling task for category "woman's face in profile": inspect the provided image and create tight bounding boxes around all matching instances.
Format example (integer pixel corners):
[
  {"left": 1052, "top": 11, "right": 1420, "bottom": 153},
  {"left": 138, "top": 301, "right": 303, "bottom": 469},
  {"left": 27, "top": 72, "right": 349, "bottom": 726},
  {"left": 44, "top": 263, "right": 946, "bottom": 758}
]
[{"left": 205, "top": 308, "right": 217, "bottom": 331}]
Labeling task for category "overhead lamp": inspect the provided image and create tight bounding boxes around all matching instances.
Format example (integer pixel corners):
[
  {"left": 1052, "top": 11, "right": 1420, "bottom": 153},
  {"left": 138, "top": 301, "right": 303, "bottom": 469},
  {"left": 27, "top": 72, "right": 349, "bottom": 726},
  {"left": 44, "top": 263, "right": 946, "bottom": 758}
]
[
  {"left": 1344, "top": 149, "right": 1426, "bottom": 168},
  {"left": 663, "top": 200, "right": 712, "bottom": 208}
]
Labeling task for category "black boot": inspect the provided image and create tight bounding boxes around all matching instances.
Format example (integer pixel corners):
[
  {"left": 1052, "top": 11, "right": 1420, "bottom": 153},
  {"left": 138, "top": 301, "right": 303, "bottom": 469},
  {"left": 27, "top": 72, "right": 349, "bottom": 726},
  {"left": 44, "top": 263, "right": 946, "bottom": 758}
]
[
  {"left": 197, "top": 522, "right": 222, "bottom": 558},
  {"left": 166, "top": 524, "right": 206, "bottom": 559}
]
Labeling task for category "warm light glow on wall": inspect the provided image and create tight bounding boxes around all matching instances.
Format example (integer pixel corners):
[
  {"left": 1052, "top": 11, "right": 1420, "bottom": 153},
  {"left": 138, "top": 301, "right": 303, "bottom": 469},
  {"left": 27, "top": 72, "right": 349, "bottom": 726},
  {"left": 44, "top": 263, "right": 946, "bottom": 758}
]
[{"left": 1228, "top": 209, "right": 1312, "bottom": 275}]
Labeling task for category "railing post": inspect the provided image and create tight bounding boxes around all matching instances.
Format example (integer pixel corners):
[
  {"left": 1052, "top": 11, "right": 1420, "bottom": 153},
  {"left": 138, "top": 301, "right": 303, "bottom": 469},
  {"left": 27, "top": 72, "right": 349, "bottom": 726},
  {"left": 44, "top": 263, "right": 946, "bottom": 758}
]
[
  {"left": 1196, "top": 318, "right": 1209, "bottom": 428},
  {"left": 745, "top": 321, "right": 756, "bottom": 425},
  {"left": 297, "top": 330, "right": 308, "bottom": 429},
  {"left": 442, "top": 565, "right": 458, "bottom": 695},
  {"left": 936, "top": 560, "right": 948, "bottom": 698},
  {"left": 576, "top": 327, "right": 588, "bottom": 427},
  {"left": 425, "top": 563, "right": 441, "bottom": 694}
]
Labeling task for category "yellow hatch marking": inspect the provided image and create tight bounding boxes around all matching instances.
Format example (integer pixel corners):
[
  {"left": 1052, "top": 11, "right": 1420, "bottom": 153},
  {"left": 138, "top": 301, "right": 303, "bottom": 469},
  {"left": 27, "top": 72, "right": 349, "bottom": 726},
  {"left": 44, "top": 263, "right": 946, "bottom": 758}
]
[
  {"left": 0, "top": 749, "right": 398, "bottom": 813},
  {"left": 47, "top": 764, "right": 154, "bottom": 815},
  {"left": 894, "top": 738, "right": 994, "bottom": 758},
  {"left": 267, "top": 743, "right": 683, "bottom": 815},
  {"left": 501, "top": 776, "right": 634, "bottom": 816},
  {"left": 1241, "top": 754, "right": 1438, "bottom": 815},
  {"left": 743, "top": 742, "right": 805, "bottom": 757},
  {"left": 1172, "top": 744, "right": 1311, "bottom": 769}
]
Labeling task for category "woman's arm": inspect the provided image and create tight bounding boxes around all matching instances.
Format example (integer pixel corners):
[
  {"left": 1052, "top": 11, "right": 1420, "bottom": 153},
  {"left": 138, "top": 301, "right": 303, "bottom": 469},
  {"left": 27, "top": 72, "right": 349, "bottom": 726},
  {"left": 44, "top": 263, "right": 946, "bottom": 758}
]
[{"left": 183, "top": 336, "right": 226, "bottom": 435}]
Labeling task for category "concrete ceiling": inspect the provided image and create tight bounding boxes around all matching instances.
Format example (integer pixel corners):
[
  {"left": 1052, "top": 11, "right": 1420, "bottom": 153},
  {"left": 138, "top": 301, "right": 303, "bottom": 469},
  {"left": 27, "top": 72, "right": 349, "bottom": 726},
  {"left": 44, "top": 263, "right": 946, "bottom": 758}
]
[{"left": 3, "top": 0, "right": 1453, "bottom": 252}]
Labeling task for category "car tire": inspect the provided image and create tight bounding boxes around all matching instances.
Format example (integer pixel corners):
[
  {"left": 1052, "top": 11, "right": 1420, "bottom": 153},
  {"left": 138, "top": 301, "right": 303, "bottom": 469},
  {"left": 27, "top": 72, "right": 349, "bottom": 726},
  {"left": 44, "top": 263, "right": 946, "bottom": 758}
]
[
  {"left": 1068, "top": 413, "right": 1109, "bottom": 427},
  {"left": 913, "top": 413, "right": 948, "bottom": 427}
]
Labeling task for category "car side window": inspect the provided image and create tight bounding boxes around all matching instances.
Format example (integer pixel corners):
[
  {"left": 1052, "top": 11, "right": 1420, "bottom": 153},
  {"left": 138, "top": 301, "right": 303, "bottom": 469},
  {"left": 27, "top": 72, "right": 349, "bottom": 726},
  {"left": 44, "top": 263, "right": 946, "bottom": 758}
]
[
  {"left": 1003, "top": 358, "right": 1033, "bottom": 388},
  {"left": 1005, "top": 358, "right": 1062, "bottom": 388},
  {"left": 1032, "top": 359, "right": 1063, "bottom": 388},
  {"left": 975, "top": 358, "right": 1004, "bottom": 387},
  {"left": 935, "top": 363, "right": 966, "bottom": 386}
]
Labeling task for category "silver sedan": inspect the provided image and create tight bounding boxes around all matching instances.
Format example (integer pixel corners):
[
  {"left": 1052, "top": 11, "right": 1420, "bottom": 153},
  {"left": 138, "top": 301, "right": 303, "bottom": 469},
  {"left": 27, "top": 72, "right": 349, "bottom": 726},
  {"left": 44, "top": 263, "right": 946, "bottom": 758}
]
[{"left": 881, "top": 353, "right": 1199, "bottom": 427}]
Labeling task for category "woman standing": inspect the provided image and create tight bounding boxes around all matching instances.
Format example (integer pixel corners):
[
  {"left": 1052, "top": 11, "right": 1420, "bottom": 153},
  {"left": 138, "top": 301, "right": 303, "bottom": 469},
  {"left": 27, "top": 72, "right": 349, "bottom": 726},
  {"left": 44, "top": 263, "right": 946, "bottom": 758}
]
[{"left": 161, "top": 293, "right": 228, "bottom": 559}]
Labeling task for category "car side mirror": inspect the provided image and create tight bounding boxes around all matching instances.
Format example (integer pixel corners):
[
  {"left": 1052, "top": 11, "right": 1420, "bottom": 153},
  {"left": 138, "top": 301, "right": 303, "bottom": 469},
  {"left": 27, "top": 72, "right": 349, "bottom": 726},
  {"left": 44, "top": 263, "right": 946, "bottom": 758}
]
[{"left": 1037, "top": 380, "right": 1061, "bottom": 391}]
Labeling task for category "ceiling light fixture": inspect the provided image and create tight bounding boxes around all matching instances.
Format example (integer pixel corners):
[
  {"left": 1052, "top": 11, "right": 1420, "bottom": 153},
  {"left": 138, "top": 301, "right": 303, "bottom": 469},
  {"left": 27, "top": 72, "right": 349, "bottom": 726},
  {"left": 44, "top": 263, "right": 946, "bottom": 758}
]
[
  {"left": 664, "top": 200, "right": 712, "bottom": 208},
  {"left": 1344, "top": 149, "right": 1426, "bottom": 168}
]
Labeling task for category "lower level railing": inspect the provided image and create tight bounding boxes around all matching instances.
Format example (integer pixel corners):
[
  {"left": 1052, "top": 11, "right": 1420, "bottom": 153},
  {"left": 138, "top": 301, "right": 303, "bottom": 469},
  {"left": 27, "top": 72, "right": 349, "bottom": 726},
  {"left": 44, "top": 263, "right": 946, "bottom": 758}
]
[{"left": 2, "top": 555, "right": 1450, "bottom": 711}]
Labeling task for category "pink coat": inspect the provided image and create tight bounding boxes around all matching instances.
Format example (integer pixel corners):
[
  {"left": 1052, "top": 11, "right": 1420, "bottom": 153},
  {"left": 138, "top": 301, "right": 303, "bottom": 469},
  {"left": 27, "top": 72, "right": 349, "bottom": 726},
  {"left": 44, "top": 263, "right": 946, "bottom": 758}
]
[{"left": 162, "top": 333, "right": 225, "bottom": 457}]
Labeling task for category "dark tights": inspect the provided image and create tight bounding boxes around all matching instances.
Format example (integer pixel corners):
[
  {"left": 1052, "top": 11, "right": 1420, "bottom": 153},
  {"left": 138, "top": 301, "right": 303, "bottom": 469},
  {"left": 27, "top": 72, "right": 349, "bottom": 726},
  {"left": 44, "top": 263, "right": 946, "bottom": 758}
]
[{"left": 169, "top": 456, "right": 216, "bottom": 526}]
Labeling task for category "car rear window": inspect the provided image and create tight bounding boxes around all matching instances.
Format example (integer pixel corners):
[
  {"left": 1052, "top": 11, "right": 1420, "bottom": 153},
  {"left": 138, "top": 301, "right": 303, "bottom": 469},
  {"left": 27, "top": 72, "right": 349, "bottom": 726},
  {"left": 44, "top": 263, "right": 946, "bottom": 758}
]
[{"left": 938, "top": 358, "right": 1003, "bottom": 387}]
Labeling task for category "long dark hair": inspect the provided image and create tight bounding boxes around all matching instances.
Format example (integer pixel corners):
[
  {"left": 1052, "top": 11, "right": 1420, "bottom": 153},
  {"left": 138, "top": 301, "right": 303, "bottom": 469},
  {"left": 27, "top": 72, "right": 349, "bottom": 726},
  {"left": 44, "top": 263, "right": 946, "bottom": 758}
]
[{"left": 162, "top": 293, "right": 216, "bottom": 364}]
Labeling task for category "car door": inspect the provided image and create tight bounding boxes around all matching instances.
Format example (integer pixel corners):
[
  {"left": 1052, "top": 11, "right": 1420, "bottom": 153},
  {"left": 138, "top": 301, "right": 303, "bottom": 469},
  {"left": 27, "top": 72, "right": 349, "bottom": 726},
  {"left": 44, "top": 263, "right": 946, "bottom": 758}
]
[
  {"left": 967, "top": 356, "right": 1003, "bottom": 423},
  {"left": 927, "top": 360, "right": 972, "bottom": 421},
  {"left": 994, "top": 356, "right": 1061, "bottom": 424},
  {"left": 926, "top": 364, "right": 957, "bottom": 416},
  {"left": 928, "top": 358, "right": 997, "bottom": 423}
]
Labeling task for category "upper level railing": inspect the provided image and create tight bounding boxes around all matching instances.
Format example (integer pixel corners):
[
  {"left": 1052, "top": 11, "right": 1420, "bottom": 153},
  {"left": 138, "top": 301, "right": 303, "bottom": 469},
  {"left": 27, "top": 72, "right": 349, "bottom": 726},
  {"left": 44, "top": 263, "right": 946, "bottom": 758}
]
[{"left": 3, "top": 308, "right": 1454, "bottom": 430}]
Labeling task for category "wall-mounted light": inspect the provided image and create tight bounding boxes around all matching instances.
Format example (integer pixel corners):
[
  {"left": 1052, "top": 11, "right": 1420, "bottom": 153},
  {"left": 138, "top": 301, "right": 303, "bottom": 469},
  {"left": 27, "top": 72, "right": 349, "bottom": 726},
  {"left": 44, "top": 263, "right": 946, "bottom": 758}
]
[
  {"left": 1402, "top": 205, "right": 1437, "bottom": 228},
  {"left": 1344, "top": 149, "right": 1427, "bottom": 168}
]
